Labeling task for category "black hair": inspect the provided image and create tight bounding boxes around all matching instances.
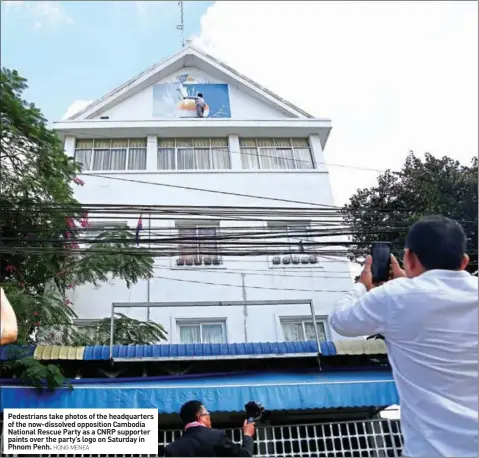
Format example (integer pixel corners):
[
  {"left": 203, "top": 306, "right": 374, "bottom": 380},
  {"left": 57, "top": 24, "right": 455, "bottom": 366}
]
[
  {"left": 197, "top": 93, "right": 203, "bottom": 98},
  {"left": 180, "top": 400, "right": 203, "bottom": 425},
  {"left": 405, "top": 215, "right": 466, "bottom": 271}
]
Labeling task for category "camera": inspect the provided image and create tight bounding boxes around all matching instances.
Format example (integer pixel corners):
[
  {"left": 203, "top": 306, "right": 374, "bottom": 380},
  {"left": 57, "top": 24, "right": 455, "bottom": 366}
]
[{"left": 245, "top": 401, "right": 265, "bottom": 424}]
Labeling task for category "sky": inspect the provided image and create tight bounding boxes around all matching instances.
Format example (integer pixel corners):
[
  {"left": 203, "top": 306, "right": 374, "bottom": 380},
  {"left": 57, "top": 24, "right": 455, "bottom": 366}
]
[{"left": 1, "top": 0, "right": 478, "bottom": 207}]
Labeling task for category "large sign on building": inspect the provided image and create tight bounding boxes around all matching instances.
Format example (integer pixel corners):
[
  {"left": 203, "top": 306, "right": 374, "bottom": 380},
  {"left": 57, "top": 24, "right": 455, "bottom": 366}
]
[{"left": 153, "top": 73, "right": 231, "bottom": 119}]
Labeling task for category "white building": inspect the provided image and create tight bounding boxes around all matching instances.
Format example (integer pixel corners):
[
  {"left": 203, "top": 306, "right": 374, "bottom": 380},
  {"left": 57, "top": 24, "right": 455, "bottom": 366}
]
[{"left": 53, "top": 45, "right": 353, "bottom": 345}]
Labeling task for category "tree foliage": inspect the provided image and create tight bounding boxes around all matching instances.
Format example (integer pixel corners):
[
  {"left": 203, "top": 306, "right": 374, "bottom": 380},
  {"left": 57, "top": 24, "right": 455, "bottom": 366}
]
[
  {"left": 342, "top": 152, "right": 478, "bottom": 272},
  {"left": 0, "top": 68, "right": 166, "bottom": 389}
]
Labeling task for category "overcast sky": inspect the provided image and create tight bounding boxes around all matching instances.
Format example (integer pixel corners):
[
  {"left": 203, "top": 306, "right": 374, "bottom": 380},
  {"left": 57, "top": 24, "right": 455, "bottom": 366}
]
[{"left": 192, "top": 1, "right": 478, "bottom": 205}]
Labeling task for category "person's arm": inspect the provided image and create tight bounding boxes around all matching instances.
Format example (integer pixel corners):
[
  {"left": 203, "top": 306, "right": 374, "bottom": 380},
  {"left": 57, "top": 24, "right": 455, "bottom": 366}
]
[
  {"left": 329, "top": 282, "right": 390, "bottom": 337},
  {"left": 1, "top": 288, "right": 18, "bottom": 345},
  {"left": 215, "top": 432, "right": 254, "bottom": 457}
]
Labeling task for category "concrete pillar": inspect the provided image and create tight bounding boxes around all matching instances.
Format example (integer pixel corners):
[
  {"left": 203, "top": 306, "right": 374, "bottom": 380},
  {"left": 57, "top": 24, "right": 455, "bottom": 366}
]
[
  {"left": 147, "top": 135, "right": 157, "bottom": 171},
  {"left": 228, "top": 135, "right": 242, "bottom": 170},
  {"left": 308, "top": 134, "right": 327, "bottom": 172},
  {"left": 64, "top": 136, "right": 75, "bottom": 158}
]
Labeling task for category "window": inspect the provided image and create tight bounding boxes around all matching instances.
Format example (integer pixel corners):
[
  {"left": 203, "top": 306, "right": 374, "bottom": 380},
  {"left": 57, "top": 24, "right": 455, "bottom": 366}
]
[
  {"left": 268, "top": 222, "right": 311, "bottom": 253},
  {"left": 176, "top": 223, "right": 221, "bottom": 266},
  {"left": 239, "top": 138, "right": 314, "bottom": 170},
  {"left": 157, "top": 138, "right": 231, "bottom": 170},
  {"left": 177, "top": 321, "right": 226, "bottom": 344},
  {"left": 74, "top": 139, "right": 147, "bottom": 171},
  {"left": 87, "top": 221, "right": 128, "bottom": 238},
  {"left": 281, "top": 318, "right": 327, "bottom": 342}
]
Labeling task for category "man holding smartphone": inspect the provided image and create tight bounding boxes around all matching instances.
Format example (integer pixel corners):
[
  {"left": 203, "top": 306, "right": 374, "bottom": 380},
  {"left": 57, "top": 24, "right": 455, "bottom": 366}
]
[{"left": 329, "top": 215, "right": 478, "bottom": 457}]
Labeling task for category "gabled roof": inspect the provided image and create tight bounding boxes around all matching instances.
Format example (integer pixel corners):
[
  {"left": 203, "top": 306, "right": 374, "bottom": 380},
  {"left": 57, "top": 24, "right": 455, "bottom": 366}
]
[{"left": 67, "top": 45, "right": 314, "bottom": 121}]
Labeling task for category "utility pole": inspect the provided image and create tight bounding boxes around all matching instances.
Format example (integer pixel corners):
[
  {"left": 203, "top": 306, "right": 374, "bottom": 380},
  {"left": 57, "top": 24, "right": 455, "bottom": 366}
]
[{"left": 177, "top": 1, "right": 185, "bottom": 48}]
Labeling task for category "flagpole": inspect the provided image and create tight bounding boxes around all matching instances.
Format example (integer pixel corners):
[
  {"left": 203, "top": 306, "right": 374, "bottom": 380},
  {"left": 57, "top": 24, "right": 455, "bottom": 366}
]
[{"left": 146, "top": 209, "right": 151, "bottom": 322}]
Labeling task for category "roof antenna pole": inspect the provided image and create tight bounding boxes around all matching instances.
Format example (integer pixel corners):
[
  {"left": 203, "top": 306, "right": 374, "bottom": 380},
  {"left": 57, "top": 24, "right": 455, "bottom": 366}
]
[{"left": 177, "top": 1, "right": 185, "bottom": 48}]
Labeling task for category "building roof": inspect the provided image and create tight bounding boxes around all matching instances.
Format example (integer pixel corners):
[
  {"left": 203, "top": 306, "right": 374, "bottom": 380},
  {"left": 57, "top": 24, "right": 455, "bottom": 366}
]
[
  {"left": 66, "top": 45, "right": 317, "bottom": 121},
  {"left": 0, "top": 340, "right": 387, "bottom": 361}
]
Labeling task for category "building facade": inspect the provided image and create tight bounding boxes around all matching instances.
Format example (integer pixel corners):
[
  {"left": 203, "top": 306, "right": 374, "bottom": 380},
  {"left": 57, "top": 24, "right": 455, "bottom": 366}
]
[{"left": 53, "top": 45, "right": 353, "bottom": 345}]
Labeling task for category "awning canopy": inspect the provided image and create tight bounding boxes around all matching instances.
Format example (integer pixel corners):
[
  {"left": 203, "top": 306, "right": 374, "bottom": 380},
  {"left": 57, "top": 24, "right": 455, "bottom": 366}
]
[{"left": 0, "top": 370, "right": 398, "bottom": 414}]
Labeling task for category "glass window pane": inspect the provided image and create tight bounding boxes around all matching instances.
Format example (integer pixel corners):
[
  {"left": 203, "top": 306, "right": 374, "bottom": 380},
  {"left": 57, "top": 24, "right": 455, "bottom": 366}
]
[
  {"left": 74, "top": 150, "right": 92, "bottom": 170},
  {"left": 202, "top": 324, "right": 225, "bottom": 343},
  {"left": 239, "top": 138, "right": 257, "bottom": 147},
  {"left": 75, "top": 140, "right": 94, "bottom": 149},
  {"left": 283, "top": 322, "right": 304, "bottom": 341},
  {"left": 94, "top": 139, "right": 111, "bottom": 148},
  {"left": 179, "top": 325, "right": 201, "bottom": 344},
  {"left": 128, "top": 148, "right": 147, "bottom": 170},
  {"left": 129, "top": 138, "right": 147, "bottom": 148},
  {"left": 92, "top": 149, "right": 110, "bottom": 170},
  {"left": 211, "top": 148, "right": 231, "bottom": 169},
  {"left": 194, "top": 148, "right": 211, "bottom": 169},
  {"left": 211, "top": 138, "right": 228, "bottom": 147},
  {"left": 158, "top": 138, "right": 175, "bottom": 148},
  {"left": 294, "top": 148, "right": 314, "bottom": 169},
  {"left": 257, "top": 138, "right": 274, "bottom": 147},
  {"left": 274, "top": 138, "right": 291, "bottom": 147},
  {"left": 110, "top": 148, "right": 127, "bottom": 170},
  {"left": 194, "top": 138, "right": 210, "bottom": 147},
  {"left": 111, "top": 139, "right": 128, "bottom": 148},
  {"left": 240, "top": 148, "right": 260, "bottom": 169},
  {"left": 158, "top": 148, "right": 175, "bottom": 170},
  {"left": 177, "top": 148, "right": 195, "bottom": 169},
  {"left": 176, "top": 138, "right": 193, "bottom": 147},
  {"left": 178, "top": 227, "right": 197, "bottom": 255},
  {"left": 198, "top": 227, "right": 217, "bottom": 255},
  {"left": 292, "top": 138, "right": 309, "bottom": 147},
  {"left": 304, "top": 322, "right": 326, "bottom": 341}
]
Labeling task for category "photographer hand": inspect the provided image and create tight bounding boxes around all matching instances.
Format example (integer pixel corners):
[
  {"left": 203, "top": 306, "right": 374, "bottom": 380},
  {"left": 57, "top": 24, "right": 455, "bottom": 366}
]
[
  {"left": 242, "top": 420, "right": 255, "bottom": 437},
  {"left": 390, "top": 254, "right": 406, "bottom": 279}
]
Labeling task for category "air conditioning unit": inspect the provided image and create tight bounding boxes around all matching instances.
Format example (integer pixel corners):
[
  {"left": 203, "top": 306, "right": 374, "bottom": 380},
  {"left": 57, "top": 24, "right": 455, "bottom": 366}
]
[
  {"left": 272, "top": 256, "right": 281, "bottom": 265},
  {"left": 282, "top": 256, "right": 291, "bottom": 264}
]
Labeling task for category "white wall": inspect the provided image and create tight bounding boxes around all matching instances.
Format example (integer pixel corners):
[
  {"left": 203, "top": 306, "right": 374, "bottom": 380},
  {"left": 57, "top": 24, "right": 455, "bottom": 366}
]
[
  {"left": 97, "top": 67, "right": 291, "bottom": 121},
  {"left": 67, "top": 168, "right": 352, "bottom": 343}
]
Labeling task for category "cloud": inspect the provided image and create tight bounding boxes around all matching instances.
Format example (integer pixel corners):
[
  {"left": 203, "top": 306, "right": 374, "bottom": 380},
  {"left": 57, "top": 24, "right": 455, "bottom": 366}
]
[
  {"left": 62, "top": 100, "right": 93, "bottom": 120},
  {"left": 192, "top": 1, "right": 478, "bottom": 205},
  {"left": 3, "top": 1, "right": 73, "bottom": 28}
]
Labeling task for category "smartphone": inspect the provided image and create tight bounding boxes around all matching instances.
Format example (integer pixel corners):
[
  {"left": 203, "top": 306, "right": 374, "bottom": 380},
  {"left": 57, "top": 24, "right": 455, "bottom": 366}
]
[{"left": 371, "top": 242, "right": 391, "bottom": 283}]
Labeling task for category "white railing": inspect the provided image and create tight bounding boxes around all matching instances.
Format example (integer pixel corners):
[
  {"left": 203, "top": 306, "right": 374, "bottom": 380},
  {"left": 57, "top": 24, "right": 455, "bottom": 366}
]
[{"left": 1, "top": 418, "right": 402, "bottom": 457}]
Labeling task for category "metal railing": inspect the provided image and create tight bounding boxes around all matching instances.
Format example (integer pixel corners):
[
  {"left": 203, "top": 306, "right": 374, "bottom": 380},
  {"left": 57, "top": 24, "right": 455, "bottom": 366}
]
[{"left": 2, "top": 418, "right": 403, "bottom": 457}]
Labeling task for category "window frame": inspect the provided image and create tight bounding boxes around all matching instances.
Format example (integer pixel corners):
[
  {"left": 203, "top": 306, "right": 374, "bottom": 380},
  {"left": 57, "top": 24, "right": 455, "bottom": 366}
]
[
  {"left": 175, "top": 220, "right": 222, "bottom": 266},
  {"left": 157, "top": 138, "right": 231, "bottom": 171},
  {"left": 74, "top": 138, "right": 147, "bottom": 172},
  {"left": 280, "top": 316, "right": 329, "bottom": 342},
  {"left": 239, "top": 138, "right": 314, "bottom": 170},
  {"left": 176, "top": 319, "right": 227, "bottom": 344}
]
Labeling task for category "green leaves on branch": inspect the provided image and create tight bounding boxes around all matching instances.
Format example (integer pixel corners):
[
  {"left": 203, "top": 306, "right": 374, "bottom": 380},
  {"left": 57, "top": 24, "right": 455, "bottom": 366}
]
[{"left": 342, "top": 152, "right": 478, "bottom": 271}]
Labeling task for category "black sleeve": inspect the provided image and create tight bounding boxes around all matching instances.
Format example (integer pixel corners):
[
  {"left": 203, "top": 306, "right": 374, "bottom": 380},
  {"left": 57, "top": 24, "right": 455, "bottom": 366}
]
[
  {"left": 163, "top": 444, "right": 172, "bottom": 457},
  {"left": 215, "top": 431, "right": 254, "bottom": 457}
]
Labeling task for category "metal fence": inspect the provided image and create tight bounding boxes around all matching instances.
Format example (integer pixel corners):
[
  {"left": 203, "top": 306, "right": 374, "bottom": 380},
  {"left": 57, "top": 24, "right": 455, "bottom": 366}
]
[{"left": 2, "top": 418, "right": 402, "bottom": 457}]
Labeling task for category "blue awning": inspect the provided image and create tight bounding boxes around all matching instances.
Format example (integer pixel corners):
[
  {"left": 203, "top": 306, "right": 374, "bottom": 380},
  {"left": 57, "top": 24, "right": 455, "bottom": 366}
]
[{"left": 0, "top": 370, "right": 398, "bottom": 413}]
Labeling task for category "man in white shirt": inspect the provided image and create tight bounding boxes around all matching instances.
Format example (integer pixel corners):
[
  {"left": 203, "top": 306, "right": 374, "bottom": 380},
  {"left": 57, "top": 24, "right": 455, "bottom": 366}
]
[{"left": 329, "top": 215, "right": 478, "bottom": 457}]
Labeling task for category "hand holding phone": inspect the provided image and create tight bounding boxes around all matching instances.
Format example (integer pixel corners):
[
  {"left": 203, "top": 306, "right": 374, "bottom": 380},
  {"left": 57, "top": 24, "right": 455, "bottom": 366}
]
[{"left": 371, "top": 243, "right": 392, "bottom": 284}]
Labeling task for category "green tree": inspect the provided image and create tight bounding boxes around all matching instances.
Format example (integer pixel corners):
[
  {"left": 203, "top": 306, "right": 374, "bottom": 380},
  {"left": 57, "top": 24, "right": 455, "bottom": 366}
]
[
  {"left": 342, "top": 152, "right": 478, "bottom": 272},
  {"left": 0, "top": 68, "right": 167, "bottom": 388}
]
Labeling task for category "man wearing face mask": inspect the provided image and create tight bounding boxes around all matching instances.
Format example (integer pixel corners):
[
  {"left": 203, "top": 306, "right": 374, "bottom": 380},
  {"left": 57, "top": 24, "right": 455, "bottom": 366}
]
[
  {"left": 329, "top": 215, "right": 478, "bottom": 457},
  {"left": 164, "top": 400, "right": 255, "bottom": 457}
]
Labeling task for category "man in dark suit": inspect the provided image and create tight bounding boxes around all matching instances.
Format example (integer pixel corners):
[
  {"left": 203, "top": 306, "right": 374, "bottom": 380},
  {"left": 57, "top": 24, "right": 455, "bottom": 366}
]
[{"left": 164, "top": 400, "right": 255, "bottom": 457}]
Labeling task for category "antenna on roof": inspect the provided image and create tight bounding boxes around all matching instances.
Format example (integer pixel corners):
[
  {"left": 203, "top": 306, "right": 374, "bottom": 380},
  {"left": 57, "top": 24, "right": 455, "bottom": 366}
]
[{"left": 177, "top": 1, "right": 185, "bottom": 48}]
